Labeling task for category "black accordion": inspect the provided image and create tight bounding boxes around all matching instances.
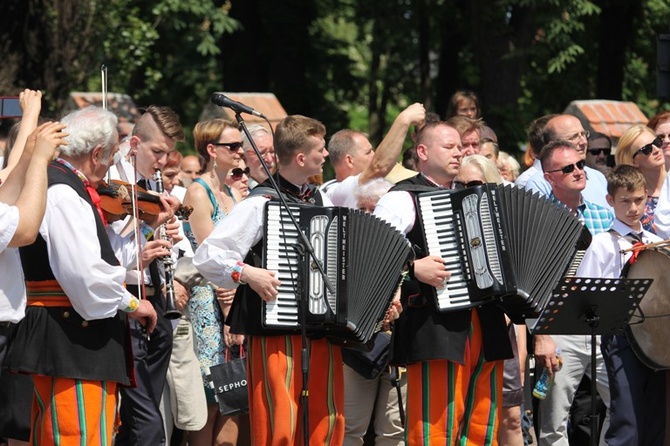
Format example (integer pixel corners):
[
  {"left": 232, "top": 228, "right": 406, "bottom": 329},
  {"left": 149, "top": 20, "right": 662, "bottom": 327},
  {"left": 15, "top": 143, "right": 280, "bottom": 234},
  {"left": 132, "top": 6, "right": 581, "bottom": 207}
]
[
  {"left": 262, "top": 201, "right": 411, "bottom": 344},
  {"left": 416, "top": 184, "right": 590, "bottom": 321}
]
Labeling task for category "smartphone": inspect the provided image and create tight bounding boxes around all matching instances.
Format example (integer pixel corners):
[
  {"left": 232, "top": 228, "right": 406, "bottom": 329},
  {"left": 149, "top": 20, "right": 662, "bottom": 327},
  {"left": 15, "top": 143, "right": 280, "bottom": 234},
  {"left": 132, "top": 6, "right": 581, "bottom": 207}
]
[{"left": 0, "top": 97, "right": 21, "bottom": 119}]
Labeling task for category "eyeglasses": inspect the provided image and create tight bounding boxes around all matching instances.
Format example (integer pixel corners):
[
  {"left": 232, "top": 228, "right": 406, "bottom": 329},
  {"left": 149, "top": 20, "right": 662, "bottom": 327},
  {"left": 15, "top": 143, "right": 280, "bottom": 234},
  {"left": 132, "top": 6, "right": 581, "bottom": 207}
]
[
  {"left": 633, "top": 136, "right": 663, "bottom": 158},
  {"left": 587, "top": 148, "right": 611, "bottom": 156},
  {"left": 565, "top": 130, "right": 590, "bottom": 143},
  {"left": 453, "top": 180, "right": 484, "bottom": 190},
  {"left": 230, "top": 167, "right": 250, "bottom": 180},
  {"left": 546, "top": 159, "right": 586, "bottom": 174},
  {"left": 211, "top": 141, "right": 244, "bottom": 151}
]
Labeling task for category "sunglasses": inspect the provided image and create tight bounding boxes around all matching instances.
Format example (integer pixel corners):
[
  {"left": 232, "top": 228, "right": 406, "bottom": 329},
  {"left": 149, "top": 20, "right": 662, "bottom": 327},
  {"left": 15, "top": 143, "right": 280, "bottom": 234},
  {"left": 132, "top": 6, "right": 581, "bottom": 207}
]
[
  {"left": 230, "top": 167, "right": 250, "bottom": 180},
  {"left": 453, "top": 180, "right": 484, "bottom": 190},
  {"left": 211, "top": 141, "right": 244, "bottom": 151},
  {"left": 587, "top": 148, "right": 611, "bottom": 156},
  {"left": 546, "top": 159, "right": 586, "bottom": 174},
  {"left": 633, "top": 136, "right": 663, "bottom": 158}
]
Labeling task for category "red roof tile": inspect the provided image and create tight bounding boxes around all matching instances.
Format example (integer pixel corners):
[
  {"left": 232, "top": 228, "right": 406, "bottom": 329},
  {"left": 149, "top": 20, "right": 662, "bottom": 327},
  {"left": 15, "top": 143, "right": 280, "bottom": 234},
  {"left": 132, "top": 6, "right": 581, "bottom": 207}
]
[{"left": 564, "top": 100, "right": 648, "bottom": 141}]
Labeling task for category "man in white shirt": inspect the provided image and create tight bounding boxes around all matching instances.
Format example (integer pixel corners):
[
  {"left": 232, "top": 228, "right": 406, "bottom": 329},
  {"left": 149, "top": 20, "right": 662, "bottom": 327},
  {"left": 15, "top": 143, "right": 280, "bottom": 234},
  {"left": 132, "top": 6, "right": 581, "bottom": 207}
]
[
  {"left": 324, "top": 103, "right": 425, "bottom": 208},
  {"left": 195, "top": 115, "right": 345, "bottom": 445},
  {"left": 109, "top": 105, "right": 185, "bottom": 446},
  {"left": 4, "top": 106, "right": 158, "bottom": 445}
]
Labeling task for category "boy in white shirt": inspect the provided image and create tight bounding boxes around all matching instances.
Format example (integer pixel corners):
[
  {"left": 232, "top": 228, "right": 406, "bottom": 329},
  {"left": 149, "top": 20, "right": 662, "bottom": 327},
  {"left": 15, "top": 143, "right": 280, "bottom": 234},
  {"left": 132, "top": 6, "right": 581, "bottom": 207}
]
[{"left": 576, "top": 164, "right": 665, "bottom": 445}]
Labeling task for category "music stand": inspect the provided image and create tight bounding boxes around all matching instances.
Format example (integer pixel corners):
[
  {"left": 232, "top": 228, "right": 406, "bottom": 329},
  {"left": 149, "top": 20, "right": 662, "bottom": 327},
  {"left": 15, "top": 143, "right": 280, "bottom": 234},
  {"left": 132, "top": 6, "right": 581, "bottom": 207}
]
[{"left": 527, "top": 276, "right": 652, "bottom": 446}]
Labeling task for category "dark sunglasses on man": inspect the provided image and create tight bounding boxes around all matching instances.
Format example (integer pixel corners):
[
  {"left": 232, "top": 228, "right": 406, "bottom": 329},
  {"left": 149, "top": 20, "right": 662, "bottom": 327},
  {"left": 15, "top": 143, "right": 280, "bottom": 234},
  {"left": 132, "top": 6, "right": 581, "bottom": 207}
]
[
  {"left": 546, "top": 159, "right": 586, "bottom": 175},
  {"left": 587, "top": 148, "right": 611, "bottom": 156},
  {"left": 633, "top": 136, "right": 663, "bottom": 158},
  {"left": 230, "top": 167, "right": 250, "bottom": 180}
]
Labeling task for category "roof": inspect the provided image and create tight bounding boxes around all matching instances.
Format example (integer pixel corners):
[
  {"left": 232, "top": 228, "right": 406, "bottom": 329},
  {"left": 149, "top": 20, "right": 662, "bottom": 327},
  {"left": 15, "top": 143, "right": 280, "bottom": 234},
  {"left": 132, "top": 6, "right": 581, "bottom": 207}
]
[
  {"left": 564, "top": 100, "right": 648, "bottom": 141},
  {"left": 199, "top": 92, "right": 287, "bottom": 128},
  {"left": 68, "top": 92, "right": 140, "bottom": 122}
]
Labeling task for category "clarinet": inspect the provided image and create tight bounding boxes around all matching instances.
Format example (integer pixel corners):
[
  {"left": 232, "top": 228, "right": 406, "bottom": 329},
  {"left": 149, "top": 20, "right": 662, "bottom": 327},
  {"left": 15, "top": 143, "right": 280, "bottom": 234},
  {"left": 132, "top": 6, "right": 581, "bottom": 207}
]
[{"left": 153, "top": 169, "right": 182, "bottom": 320}]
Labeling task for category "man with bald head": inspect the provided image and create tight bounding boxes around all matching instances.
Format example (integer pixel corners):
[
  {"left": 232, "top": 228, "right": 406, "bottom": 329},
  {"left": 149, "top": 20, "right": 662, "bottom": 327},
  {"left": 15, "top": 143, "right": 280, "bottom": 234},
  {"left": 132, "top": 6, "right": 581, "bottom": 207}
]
[
  {"left": 374, "top": 121, "right": 512, "bottom": 445},
  {"left": 524, "top": 114, "right": 609, "bottom": 208},
  {"left": 179, "top": 154, "right": 200, "bottom": 187}
]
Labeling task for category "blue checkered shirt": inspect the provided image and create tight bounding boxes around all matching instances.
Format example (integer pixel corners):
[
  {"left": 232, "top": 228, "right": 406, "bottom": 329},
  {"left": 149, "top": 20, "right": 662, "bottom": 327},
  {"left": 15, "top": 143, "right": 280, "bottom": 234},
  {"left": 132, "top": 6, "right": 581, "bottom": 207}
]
[{"left": 549, "top": 193, "right": 613, "bottom": 235}]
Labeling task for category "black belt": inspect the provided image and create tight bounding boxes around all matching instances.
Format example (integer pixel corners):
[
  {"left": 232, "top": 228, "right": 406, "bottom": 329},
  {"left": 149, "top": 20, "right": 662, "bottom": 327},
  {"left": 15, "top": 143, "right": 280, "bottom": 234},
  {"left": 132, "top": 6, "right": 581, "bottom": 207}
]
[{"left": 126, "top": 284, "right": 156, "bottom": 298}]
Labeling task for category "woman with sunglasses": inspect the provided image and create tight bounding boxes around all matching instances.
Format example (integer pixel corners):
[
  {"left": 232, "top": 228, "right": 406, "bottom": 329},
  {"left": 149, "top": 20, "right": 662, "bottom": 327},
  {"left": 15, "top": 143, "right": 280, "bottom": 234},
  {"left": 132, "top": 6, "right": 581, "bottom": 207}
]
[
  {"left": 225, "top": 160, "right": 250, "bottom": 199},
  {"left": 182, "top": 118, "right": 248, "bottom": 446},
  {"left": 647, "top": 111, "right": 670, "bottom": 170},
  {"left": 614, "top": 124, "right": 666, "bottom": 234}
]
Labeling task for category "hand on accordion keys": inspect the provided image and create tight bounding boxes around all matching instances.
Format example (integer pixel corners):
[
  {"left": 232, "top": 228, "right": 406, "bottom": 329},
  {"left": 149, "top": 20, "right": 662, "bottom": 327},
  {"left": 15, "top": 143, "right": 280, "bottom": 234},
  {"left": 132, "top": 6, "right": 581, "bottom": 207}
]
[
  {"left": 412, "top": 255, "right": 452, "bottom": 289},
  {"left": 242, "top": 265, "right": 281, "bottom": 302}
]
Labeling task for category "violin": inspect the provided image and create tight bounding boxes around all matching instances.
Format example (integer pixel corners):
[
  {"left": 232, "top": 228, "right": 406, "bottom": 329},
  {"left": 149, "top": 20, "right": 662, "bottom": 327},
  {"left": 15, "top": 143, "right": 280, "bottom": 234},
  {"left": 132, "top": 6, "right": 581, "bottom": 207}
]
[{"left": 97, "top": 179, "right": 193, "bottom": 221}]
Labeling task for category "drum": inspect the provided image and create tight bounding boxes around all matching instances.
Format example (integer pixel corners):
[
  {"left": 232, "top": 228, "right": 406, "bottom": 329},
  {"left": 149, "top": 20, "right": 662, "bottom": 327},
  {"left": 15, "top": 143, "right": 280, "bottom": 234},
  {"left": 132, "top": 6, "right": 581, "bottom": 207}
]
[{"left": 625, "top": 247, "right": 670, "bottom": 370}]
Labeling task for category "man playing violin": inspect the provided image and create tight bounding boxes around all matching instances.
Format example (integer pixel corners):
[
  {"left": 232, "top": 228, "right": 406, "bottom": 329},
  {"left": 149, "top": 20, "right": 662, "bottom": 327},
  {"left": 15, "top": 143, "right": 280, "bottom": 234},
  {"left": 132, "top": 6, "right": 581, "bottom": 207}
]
[
  {"left": 108, "top": 105, "right": 187, "bottom": 446},
  {"left": 4, "top": 106, "right": 162, "bottom": 445}
]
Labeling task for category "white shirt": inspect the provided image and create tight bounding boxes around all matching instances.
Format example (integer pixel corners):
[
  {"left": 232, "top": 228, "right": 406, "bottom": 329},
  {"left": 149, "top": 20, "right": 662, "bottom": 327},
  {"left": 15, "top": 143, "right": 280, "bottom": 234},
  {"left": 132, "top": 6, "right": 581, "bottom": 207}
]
[
  {"left": 0, "top": 202, "right": 26, "bottom": 322},
  {"left": 576, "top": 219, "right": 662, "bottom": 279},
  {"left": 194, "top": 192, "right": 334, "bottom": 289},
  {"left": 41, "top": 184, "right": 137, "bottom": 320},
  {"left": 373, "top": 190, "right": 417, "bottom": 236},
  {"left": 324, "top": 174, "right": 360, "bottom": 209},
  {"left": 523, "top": 165, "right": 611, "bottom": 210},
  {"left": 515, "top": 159, "right": 542, "bottom": 188}
]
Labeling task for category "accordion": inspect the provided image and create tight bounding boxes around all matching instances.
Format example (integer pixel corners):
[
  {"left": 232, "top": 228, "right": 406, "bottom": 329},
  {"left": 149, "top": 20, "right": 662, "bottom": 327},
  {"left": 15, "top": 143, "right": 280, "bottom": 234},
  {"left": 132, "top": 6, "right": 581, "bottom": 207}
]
[
  {"left": 262, "top": 201, "right": 411, "bottom": 344},
  {"left": 416, "top": 184, "right": 590, "bottom": 321}
]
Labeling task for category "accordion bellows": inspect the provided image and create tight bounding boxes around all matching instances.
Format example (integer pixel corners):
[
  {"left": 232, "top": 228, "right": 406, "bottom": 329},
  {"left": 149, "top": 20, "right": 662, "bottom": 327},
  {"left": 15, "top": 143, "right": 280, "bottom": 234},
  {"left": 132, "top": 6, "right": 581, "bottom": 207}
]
[
  {"left": 262, "top": 202, "right": 411, "bottom": 344},
  {"left": 416, "top": 184, "right": 590, "bottom": 322}
]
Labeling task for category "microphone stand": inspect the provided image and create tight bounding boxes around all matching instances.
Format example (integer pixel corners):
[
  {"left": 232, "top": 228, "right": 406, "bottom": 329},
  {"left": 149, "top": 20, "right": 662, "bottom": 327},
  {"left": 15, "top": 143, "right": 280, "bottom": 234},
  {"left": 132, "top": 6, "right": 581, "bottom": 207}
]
[{"left": 233, "top": 112, "right": 336, "bottom": 445}]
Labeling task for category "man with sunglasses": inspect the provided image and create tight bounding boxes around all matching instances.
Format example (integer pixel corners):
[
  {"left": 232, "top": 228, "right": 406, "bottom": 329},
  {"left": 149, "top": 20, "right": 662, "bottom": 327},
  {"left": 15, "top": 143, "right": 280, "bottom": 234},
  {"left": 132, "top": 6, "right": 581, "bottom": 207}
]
[
  {"left": 524, "top": 114, "right": 610, "bottom": 209},
  {"left": 585, "top": 132, "right": 613, "bottom": 176},
  {"left": 533, "top": 140, "right": 613, "bottom": 446}
]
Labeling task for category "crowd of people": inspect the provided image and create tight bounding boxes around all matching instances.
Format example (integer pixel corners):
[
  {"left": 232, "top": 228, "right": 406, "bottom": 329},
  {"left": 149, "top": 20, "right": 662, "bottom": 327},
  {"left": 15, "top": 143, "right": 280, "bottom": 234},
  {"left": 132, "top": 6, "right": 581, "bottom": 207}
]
[{"left": 1, "top": 86, "right": 670, "bottom": 446}]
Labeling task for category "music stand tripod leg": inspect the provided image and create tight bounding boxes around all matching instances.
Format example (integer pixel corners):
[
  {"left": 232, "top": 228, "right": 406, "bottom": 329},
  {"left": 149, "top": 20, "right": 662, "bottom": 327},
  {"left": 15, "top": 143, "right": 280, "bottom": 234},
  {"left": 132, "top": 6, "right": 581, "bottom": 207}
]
[{"left": 586, "top": 310, "right": 600, "bottom": 446}]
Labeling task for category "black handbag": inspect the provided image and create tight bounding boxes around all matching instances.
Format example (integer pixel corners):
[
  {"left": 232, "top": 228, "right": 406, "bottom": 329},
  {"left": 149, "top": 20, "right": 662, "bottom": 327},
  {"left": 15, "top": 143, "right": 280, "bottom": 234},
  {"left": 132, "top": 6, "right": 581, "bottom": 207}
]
[
  {"left": 207, "top": 346, "right": 249, "bottom": 415},
  {"left": 342, "top": 331, "right": 392, "bottom": 379}
]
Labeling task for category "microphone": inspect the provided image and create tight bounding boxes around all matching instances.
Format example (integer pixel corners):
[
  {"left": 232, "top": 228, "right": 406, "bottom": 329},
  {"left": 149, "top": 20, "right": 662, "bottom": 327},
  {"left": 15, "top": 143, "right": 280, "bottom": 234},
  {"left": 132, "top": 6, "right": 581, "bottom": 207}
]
[{"left": 211, "top": 92, "right": 267, "bottom": 119}]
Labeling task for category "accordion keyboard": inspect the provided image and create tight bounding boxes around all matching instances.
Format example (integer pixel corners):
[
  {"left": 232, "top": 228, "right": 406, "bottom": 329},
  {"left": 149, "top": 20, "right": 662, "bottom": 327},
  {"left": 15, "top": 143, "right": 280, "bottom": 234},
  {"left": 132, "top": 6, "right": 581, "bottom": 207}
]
[
  {"left": 418, "top": 193, "right": 471, "bottom": 310},
  {"left": 264, "top": 204, "right": 301, "bottom": 327}
]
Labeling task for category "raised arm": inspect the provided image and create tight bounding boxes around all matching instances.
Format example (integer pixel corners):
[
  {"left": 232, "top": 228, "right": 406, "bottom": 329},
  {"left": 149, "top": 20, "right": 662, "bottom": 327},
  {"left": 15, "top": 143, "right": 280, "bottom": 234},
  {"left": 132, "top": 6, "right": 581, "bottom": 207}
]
[
  {"left": 358, "top": 103, "right": 425, "bottom": 185},
  {"left": 0, "top": 89, "right": 43, "bottom": 182}
]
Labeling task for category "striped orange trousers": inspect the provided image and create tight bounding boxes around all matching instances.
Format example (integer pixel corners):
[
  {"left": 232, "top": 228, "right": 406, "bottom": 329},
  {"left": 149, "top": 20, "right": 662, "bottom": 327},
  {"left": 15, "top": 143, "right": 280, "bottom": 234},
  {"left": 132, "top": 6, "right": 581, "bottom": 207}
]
[
  {"left": 405, "top": 311, "right": 504, "bottom": 446},
  {"left": 30, "top": 375, "right": 118, "bottom": 446},
  {"left": 247, "top": 335, "right": 345, "bottom": 446}
]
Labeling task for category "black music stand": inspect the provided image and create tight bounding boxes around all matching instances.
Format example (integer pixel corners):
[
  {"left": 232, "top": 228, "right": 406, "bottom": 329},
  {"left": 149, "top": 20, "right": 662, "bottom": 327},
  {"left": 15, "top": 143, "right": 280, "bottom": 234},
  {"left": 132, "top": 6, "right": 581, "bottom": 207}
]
[{"left": 528, "top": 276, "right": 652, "bottom": 446}]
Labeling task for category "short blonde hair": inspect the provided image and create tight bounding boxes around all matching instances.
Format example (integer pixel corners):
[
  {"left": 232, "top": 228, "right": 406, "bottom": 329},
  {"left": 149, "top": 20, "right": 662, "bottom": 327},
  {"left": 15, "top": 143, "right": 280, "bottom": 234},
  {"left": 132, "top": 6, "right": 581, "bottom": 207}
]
[{"left": 615, "top": 124, "right": 657, "bottom": 166}]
